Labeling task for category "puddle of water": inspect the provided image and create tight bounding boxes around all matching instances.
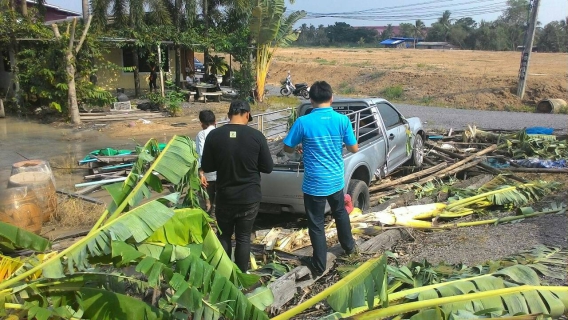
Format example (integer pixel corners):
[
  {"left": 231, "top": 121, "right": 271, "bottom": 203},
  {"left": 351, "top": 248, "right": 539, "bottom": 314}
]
[{"left": 0, "top": 118, "right": 199, "bottom": 195}]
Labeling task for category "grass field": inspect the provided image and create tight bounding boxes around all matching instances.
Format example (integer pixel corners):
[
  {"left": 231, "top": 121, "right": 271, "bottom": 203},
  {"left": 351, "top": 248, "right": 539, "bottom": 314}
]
[{"left": 268, "top": 47, "right": 568, "bottom": 112}]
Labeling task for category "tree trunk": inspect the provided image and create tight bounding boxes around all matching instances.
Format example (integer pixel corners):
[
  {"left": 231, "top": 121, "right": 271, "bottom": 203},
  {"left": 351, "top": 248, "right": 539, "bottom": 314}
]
[
  {"left": 66, "top": 52, "right": 81, "bottom": 124},
  {"left": 82, "top": 0, "right": 89, "bottom": 21},
  {"left": 133, "top": 48, "right": 140, "bottom": 97},
  {"left": 8, "top": 41, "right": 22, "bottom": 112},
  {"left": 203, "top": 0, "right": 209, "bottom": 81},
  {"left": 175, "top": 45, "right": 181, "bottom": 86},
  {"left": 20, "top": 0, "right": 27, "bottom": 17}
]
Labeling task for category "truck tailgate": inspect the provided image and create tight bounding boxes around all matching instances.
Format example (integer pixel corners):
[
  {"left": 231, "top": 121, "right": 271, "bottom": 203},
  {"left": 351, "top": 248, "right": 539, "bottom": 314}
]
[{"left": 260, "top": 167, "right": 305, "bottom": 214}]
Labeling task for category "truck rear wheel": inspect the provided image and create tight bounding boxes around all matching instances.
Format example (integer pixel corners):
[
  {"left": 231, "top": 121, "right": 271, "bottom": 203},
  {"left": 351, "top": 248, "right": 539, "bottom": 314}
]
[{"left": 347, "top": 179, "right": 370, "bottom": 212}]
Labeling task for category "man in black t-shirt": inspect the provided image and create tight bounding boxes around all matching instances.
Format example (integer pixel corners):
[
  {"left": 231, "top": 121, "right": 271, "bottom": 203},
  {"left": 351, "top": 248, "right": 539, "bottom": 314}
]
[{"left": 202, "top": 100, "right": 274, "bottom": 272}]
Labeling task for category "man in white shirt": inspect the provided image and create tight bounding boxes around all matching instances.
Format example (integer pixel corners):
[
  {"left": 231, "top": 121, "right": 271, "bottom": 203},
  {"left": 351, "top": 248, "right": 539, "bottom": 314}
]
[{"left": 195, "top": 110, "right": 217, "bottom": 217}]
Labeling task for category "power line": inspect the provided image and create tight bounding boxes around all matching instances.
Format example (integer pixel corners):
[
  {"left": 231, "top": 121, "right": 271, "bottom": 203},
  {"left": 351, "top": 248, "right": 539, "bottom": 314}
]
[
  {"left": 304, "top": 0, "right": 504, "bottom": 16},
  {"left": 304, "top": 7, "right": 508, "bottom": 23},
  {"left": 309, "top": 3, "right": 506, "bottom": 18},
  {"left": 304, "top": 0, "right": 491, "bottom": 15}
]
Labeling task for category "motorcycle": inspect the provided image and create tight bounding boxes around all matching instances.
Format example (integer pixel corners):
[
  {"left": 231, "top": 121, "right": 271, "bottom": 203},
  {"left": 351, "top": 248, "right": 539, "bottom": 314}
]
[{"left": 280, "top": 71, "right": 310, "bottom": 99}]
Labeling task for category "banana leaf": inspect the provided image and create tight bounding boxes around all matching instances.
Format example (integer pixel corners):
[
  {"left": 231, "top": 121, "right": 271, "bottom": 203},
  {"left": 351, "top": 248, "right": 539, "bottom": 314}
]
[
  {"left": 352, "top": 286, "right": 568, "bottom": 320},
  {"left": 93, "top": 135, "right": 201, "bottom": 231},
  {"left": 0, "top": 221, "right": 51, "bottom": 253},
  {"left": 0, "top": 197, "right": 175, "bottom": 289},
  {"left": 136, "top": 254, "right": 268, "bottom": 320},
  {"left": 272, "top": 255, "right": 388, "bottom": 320}
]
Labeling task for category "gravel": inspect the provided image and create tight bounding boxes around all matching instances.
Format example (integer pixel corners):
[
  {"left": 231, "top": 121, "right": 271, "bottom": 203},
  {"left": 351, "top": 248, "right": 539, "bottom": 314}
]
[{"left": 399, "top": 213, "right": 567, "bottom": 266}]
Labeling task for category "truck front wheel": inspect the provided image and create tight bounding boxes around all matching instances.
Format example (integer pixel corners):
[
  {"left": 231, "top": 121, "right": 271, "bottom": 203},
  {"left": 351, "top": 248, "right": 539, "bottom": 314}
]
[{"left": 347, "top": 179, "right": 370, "bottom": 212}]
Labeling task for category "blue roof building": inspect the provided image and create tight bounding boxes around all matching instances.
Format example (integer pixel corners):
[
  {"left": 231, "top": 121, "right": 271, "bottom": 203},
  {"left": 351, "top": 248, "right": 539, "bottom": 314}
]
[{"left": 380, "top": 37, "right": 424, "bottom": 48}]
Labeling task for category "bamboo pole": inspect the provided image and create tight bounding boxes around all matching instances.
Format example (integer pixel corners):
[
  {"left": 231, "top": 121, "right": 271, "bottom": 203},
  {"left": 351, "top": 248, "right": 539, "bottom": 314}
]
[
  {"left": 158, "top": 45, "right": 165, "bottom": 98},
  {"left": 370, "top": 162, "right": 448, "bottom": 192},
  {"left": 426, "top": 141, "right": 527, "bottom": 183},
  {"left": 370, "top": 158, "right": 483, "bottom": 203},
  {"left": 0, "top": 99, "right": 5, "bottom": 118}
]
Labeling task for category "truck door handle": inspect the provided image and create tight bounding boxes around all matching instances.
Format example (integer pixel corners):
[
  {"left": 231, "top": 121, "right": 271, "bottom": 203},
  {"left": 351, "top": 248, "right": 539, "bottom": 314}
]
[{"left": 389, "top": 133, "right": 395, "bottom": 140}]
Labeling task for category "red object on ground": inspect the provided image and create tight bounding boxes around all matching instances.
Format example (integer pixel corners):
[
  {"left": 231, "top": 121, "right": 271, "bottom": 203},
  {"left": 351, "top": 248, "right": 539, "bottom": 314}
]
[{"left": 344, "top": 194, "right": 354, "bottom": 214}]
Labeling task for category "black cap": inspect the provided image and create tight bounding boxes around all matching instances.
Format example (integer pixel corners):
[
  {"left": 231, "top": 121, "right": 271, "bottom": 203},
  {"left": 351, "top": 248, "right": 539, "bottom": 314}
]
[{"left": 228, "top": 100, "right": 253, "bottom": 122}]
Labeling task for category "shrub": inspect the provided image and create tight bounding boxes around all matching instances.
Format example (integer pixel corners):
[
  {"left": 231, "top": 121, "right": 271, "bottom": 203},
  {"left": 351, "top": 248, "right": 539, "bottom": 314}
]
[
  {"left": 338, "top": 82, "right": 356, "bottom": 95},
  {"left": 381, "top": 85, "right": 404, "bottom": 100}
]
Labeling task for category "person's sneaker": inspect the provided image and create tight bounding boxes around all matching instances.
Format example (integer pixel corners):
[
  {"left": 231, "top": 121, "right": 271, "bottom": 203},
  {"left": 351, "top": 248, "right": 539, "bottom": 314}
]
[{"left": 299, "top": 256, "right": 324, "bottom": 277}]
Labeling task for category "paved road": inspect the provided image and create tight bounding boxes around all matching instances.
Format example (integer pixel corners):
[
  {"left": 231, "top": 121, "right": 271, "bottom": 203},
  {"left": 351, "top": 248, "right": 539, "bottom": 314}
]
[
  {"left": 396, "top": 103, "right": 568, "bottom": 133},
  {"left": 266, "top": 85, "right": 568, "bottom": 133}
]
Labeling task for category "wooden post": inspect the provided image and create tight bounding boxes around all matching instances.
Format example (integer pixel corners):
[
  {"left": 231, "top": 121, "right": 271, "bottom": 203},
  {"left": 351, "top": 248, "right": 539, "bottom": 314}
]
[
  {"left": 0, "top": 99, "right": 5, "bottom": 118},
  {"left": 157, "top": 45, "right": 165, "bottom": 98},
  {"left": 516, "top": 0, "right": 540, "bottom": 99}
]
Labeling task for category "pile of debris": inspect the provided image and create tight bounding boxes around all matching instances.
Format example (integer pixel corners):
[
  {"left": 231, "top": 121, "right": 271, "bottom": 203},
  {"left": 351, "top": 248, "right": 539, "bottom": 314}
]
[{"left": 253, "top": 126, "right": 568, "bottom": 313}]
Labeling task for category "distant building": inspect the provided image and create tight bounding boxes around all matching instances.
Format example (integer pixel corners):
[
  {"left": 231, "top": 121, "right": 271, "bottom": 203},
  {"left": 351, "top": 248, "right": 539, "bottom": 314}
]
[
  {"left": 380, "top": 37, "right": 424, "bottom": 48},
  {"left": 25, "top": 0, "right": 81, "bottom": 22},
  {"left": 379, "top": 39, "right": 406, "bottom": 48},
  {"left": 415, "top": 42, "right": 456, "bottom": 50}
]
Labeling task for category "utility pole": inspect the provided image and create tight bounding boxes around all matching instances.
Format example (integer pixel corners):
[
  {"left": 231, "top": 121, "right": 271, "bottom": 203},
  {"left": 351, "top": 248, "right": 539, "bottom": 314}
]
[{"left": 516, "top": 0, "right": 540, "bottom": 99}]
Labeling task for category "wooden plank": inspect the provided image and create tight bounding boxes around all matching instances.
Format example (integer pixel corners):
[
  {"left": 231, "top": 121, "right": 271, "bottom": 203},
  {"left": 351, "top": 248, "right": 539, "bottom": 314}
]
[
  {"left": 359, "top": 229, "right": 410, "bottom": 253},
  {"left": 268, "top": 253, "right": 336, "bottom": 311},
  {"left": 94, "top": 155, "right": 138, "bottom": 163}
]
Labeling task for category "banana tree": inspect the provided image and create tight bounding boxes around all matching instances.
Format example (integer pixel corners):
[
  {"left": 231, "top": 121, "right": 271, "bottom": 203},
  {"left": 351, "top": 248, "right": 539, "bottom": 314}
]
[
  {"left": 290, "top": 247, "right": 568, "bottom": 319},
  {"left": 351, "top": 176, "right": 561, "bottom": 229},
  {"left": 249, "top": 0, "right": 305, "bottom": 102},
  {"left": 0, "top": 135, "right": 271, "bottom": 319}
]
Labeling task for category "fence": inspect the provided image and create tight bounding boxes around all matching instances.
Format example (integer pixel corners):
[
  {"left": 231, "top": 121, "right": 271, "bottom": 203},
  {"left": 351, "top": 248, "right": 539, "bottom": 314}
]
[{"left": 217, "top": 107, "right": 294, "bottom": 139}]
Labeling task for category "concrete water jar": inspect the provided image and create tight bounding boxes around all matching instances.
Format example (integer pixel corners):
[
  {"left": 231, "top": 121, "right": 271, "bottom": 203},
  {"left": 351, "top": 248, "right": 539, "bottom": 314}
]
[
  {"left": 0, "top": 186, "right": 43, "bottom": 234},
  {"left": 8, "top": 172, "right": 57, "bottom": 222}
]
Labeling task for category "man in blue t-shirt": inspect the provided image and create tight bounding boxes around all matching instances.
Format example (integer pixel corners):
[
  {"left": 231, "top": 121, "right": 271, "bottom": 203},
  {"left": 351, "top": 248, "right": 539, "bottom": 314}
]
[{"left": 283, "top": 81, "right": 359, "bottom": 276}]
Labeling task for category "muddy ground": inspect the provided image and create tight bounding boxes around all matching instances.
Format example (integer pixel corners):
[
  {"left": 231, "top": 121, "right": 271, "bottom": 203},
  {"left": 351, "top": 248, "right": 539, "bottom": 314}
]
[{"left": 268, "top": 48, "right": 568, "bottom": 111}]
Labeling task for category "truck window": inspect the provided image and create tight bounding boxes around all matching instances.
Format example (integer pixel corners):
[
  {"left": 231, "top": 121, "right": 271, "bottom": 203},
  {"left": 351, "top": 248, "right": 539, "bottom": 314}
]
[{"left": 378, "top": 103, "right": 403, "bottom": 129}]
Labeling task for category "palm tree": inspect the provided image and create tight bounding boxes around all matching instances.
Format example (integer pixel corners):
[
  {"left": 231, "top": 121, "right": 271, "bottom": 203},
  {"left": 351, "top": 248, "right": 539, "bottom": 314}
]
[
  {"left": 250, "top": 0, "right": 305, "bottom": 101},
  {"left": 438, "top": 10, "right": 452, "bottom": 41},
  {"left": 413, "top": 19, "right": 426, "bottom": 48}
]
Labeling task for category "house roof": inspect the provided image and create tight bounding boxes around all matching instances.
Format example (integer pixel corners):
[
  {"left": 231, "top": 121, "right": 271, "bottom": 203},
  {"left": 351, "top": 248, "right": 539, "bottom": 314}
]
[
  {"left": 380, "top": 39, "right": 404, "bottom": 45},
  {"left": 27, "top": 0, "right": 81, "bottom": 16},
  {"left": 416, "top": 42, "right": 452, "bottom": 46}
]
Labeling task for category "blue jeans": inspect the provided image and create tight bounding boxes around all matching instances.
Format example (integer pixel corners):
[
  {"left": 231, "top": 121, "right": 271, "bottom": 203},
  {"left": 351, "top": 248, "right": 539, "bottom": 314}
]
[{"left": 304, "top": 189, "right": 355, "bottom": 273}]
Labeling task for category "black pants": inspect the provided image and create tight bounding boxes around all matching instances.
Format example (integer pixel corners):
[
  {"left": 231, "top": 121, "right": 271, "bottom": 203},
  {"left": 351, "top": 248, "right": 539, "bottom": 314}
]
[
  {"left": 149, "top": 79, "right": 157, "bottom": 92},
  {"left": 216, "top": 202, "right": 259, "bottom": 272},
  {"left": 206, "top": 181, "right": 216, "bottom": 217},
  {"left": 304, "top": 189, "right": 355, "bottom": 274}
]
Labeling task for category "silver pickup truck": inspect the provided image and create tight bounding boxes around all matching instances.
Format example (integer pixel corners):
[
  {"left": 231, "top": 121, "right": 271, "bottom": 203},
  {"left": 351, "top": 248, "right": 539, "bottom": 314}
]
[{"left": 257, "top": 98, "right": 425, "bottom": 214}]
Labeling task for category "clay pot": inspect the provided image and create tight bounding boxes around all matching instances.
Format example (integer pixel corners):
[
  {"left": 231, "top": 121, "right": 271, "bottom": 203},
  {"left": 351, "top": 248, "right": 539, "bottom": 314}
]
[{"left": 0, "top": 186, "right": 43, "bottom": 234}]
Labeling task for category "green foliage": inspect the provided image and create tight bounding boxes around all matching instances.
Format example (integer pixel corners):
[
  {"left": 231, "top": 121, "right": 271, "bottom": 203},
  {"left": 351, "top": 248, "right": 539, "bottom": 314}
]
[
  {"left": 233, "top": 61, "right": 256, "bottom": 100},
  {"left": 381, "top": 85, "right": 404, "bottom": 100},
  {"left": 146, "top": 92, "right": 167, "bottom": 107},
  {"left": 338, "top": 82, "right": 356, "bottom": 95},
  {"left": 0, "top": 222, "right": 51, "bottom": 253},
  {"left": 207, "top": 55, "right": 229, "bottom": 76},
  {"left": 315, "top": 58, "right": 337, "bottom": 65},
  {"left": 0, "top": 136, "right": 271, "bottom": 319}
]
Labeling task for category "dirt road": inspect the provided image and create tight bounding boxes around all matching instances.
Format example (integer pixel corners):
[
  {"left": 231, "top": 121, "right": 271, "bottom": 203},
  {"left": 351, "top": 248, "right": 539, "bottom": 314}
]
[{"left": 269, "top": 47, "right": 568, "bottom": 111}]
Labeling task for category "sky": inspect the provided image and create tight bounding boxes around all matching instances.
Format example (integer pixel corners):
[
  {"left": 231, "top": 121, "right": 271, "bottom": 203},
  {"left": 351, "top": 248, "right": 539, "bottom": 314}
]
[{"left": 50, "top": 0, "right": 568, "bottom": 26}]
